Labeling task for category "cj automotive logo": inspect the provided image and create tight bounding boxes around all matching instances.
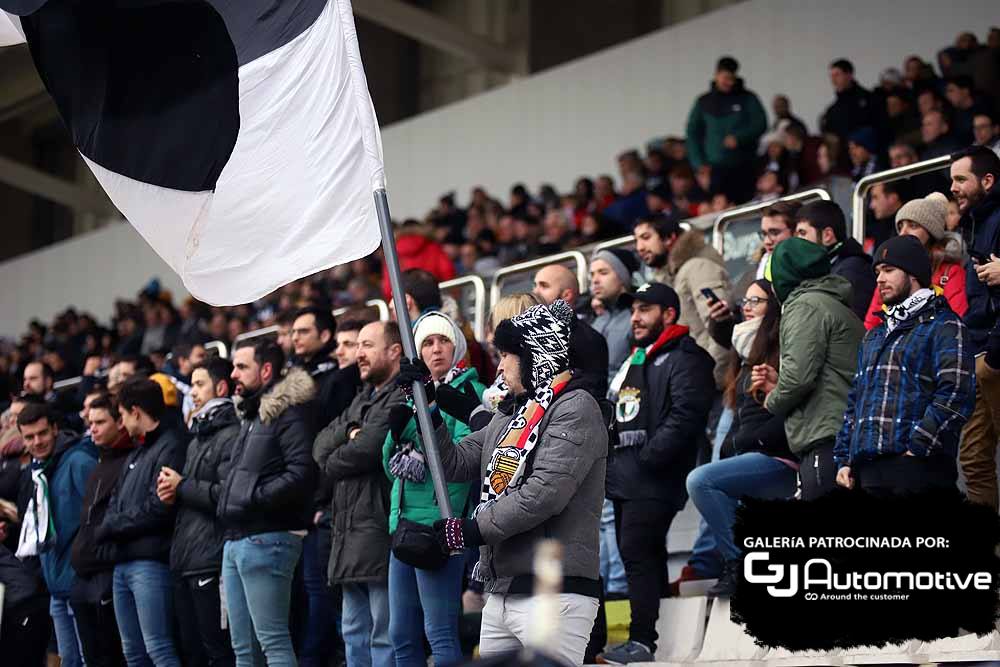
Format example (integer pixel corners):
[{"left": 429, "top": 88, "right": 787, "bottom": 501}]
[{"left": 744, "top": 551, "right": 993, "bottom": 601}]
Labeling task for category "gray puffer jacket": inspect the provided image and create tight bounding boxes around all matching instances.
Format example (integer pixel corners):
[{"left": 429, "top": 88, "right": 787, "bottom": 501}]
[{"left": 435, "top": 378, "right": 607, "bottom": 597}]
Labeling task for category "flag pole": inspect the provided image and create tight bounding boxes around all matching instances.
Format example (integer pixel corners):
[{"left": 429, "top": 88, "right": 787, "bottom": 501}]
[{"left": 374, "top": 188, "right": 454, "bottom": 519}]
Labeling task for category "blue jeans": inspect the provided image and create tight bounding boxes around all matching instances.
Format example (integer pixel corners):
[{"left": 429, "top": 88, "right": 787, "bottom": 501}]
[
  {"left": 50, "top": 596, "right": 84, "bottom": 667},
  {"left": 388, "top": 553, "right": 464, "bottom": 667},
  {"left": 688, "top": 407, "right": 733, "bottom": 577},
  {"left": 113, "top": 560, "right": 181, "bottom": 667},
  {"left": 223, "top": 532, "right": 303, "bottom": 667},
  {"left": 342, "top": 581, "right": 393, "bottom": 667},
  {"left": 299, "top": 526, "right": 340, "bottom": 667},
  {"left": 686, "top": 453, "right": 797, "bottom": 561},
  {"left": 598, "top": 499, "right": 627, "bottom": 595}
]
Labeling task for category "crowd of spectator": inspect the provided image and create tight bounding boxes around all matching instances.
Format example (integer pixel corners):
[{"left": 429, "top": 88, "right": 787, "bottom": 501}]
[{"left": 1, "top": 27, "right": 1000, "bottom": 667}]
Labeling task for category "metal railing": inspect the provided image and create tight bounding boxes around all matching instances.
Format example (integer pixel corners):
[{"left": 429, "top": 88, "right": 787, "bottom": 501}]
[
  {"left": 712, "top": 188, "right": 832, "bottom": 256},
  {"left": 440, "top": 275, "right": 487, "bottom": 342},
  {"left": 232, "top": 326, "right": 278, "bottom": 349},
  {"left": 851, "top": 155, "right": 951, "bottom": 244},
  {"left": 489, "top": 250, "right": 588, "bottom": 306},
  {"left": 333, "top": 298, "right": 389, "bottom": 321},
  {"left": 204, "top": 340, "right": 227, "bottom": 358}
]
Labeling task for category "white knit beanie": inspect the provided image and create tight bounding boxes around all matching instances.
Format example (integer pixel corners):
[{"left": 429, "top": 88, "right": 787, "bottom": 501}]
[
  {"left": 415, "top": 312, "right": 458, "bottom": 351},
  {"left": 895, "top": 192, "right": 949, "bottom": 241}
]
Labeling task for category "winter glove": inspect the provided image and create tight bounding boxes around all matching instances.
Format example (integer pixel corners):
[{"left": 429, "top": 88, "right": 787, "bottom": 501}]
[
  {"left": 436, "top": 383, "right": 481, "bottom": 424},
  {"left": 433, "top": 517, "right": 484, "bottom": 551},
  {"left": 387, "top": 404, "right": 414, "bottom": 442},
  {"left": 397, "top": 357, "right": 435, "bottom": 403}
]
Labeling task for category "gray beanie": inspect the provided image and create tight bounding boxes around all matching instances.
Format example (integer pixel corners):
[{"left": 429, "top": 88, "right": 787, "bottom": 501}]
[
  {"left": 895, "top": 192, "right": 948, "bottom": 241},
  {"left": 590, "top": 248, "right": 639, "bottom": 287}
]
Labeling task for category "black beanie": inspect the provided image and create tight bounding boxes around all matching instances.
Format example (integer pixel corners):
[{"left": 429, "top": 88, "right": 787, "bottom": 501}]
[
  {"left": 493, "top": 300, "right": 574, "bottom": 394},
  {"left": 873, "top": 235, "right": 932, "bottom": 288}
]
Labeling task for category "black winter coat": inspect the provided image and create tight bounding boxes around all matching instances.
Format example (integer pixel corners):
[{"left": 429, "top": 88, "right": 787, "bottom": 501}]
[
  {"left": 570, "top": 317, "right": 609, "bottom": 400},
  {"left": 606, "top": 332, "right": 715, "bottom": 506},
  {"left": 218, "top": 369, "right": 318, "bottom": 540},
  {"left": 313, "top": 379, "right": 404, "bottom": 585},
  {"left": 170, "top": 400, "right": 239, "bottom": 577},
  {"left": 71, "top": 436, "right": 132, "bottom": 576},
  {"left": 98, "top": 423, "right": 187, "bottom": 564},
  {"left": 821, "top": 82, "right": 880, "bottom": 142},
  {"left": 0, "top": 545, "right": 47, "bottom": 617},
  {"left": 963, "top": 187, "right": 1000, "bottom": 353},
  {"left": 296, "top": 345, "right": 360, "bottom": 436},
  {"left": 830, "top": 238, "right": 875, "bottom": 321},
  {"left": 722, "top": 369, "right": 793, "bottom": 461}
]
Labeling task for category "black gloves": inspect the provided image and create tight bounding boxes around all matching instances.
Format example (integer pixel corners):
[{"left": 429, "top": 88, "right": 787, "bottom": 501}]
[
  {"left": 397, "top": 357, "right": 435, "bottom": 403},
  {"left": 433, "top": 517, "right": 484, "bottom": 551},
  {"left": 436, "top": 383, "right": 482, "bottom": 424},
  {"left": 387, "top": 404, "right": 414, "bottom": 441}
]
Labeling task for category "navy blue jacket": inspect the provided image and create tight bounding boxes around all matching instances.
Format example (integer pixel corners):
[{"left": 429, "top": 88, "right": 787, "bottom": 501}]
[{"left": 963, "top": 187, "right": 1000, "bottom": 353}]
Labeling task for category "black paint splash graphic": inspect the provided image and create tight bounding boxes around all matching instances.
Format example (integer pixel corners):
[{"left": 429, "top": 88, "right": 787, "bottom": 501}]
[{"left": 731, "top": 488, "right": 1000, "bottom": 651}]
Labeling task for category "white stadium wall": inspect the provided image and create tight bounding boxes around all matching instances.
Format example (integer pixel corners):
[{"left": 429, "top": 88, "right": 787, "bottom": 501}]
[{"left": 1, "top": 0, "right": 995, "bottom": 337}]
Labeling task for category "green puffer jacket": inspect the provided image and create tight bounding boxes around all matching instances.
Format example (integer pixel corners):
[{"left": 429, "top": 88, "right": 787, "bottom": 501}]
[
  {"left": 765, "top": 274, "right": 865, "bottom": 455},
  {"left": 383, "top": 367, "right": 485, "bottom": 532},
  {"left": 685, "top": 79, "right": 767, "bottom": 169}
]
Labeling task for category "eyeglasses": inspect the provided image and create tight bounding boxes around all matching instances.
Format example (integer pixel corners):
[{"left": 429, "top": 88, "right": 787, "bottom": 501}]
[
  {"left": 757, "top": 228, "right": 788, "bottom": 240},
  {"left": 740, "top": 297, "right": 769, "bottom": 308}
]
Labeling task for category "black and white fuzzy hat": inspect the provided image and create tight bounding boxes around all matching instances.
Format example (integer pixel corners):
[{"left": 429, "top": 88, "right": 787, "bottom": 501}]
[{"left": 493, "top": 300, "right": 575, "bottom": 394}]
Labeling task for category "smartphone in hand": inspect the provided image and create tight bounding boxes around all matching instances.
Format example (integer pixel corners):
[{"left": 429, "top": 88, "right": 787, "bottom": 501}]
[{"left": 700, "top": 287, "right": 720, "bottom": 304}]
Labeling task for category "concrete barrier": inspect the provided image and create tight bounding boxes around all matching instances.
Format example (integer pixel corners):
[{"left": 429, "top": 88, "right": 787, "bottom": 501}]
[
  {"left": 764, "top": 646, "right": 843, "bottom": 666},
  {"left": 653, "top": 597, "right": 709, "bottom": 663},
  {"left": 694, "top": 597, "right": 768, "bottom": 665},
  {"left": 919, "top": 629, "right": 1000, "bottom": 663},
  {"left": 838, "top": 640, "right": 924, "bottom": 664}
]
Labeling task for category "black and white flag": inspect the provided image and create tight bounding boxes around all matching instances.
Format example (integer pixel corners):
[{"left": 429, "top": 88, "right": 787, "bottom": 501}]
[{"left": 1, "top": 0, "right": 384, "bottom": 305}]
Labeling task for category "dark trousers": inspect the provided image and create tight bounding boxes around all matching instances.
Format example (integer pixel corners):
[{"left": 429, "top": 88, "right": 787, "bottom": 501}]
[
  {"left": 72, "top": 599, "right": 126, "bottom": 667},
  {"left": 710, "top": 161, "right": 756, "bottom": 204},
  {"left": 0, "top": 605, "right": 51, "bottom": 667},
  {"left": 71, "top": 571, "right": 125, "bottom": 667},
  {"left": 299, "top": 523, "right": 343, "bottom": 667},
  {"left": 799, "top": 440, "right": 838, "bottom": 501},
  {"left": 613, "top": 498, "right": 677, "bottom": 652},
  {"left": 856, "top": 454, "right": 958, "bottom": 497},
  {"left": 174, "top": 574, "right": 234, "bottom": 667}
]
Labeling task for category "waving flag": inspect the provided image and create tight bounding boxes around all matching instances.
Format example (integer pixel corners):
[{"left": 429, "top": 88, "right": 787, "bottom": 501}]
[{"left": 0, "top": 0, "right": 384, "bottom": 305}]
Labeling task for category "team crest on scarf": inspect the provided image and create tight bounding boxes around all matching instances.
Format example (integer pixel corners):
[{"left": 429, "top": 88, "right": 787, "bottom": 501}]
[{"left": 616, "top": 387, "right": 642, "bottom": 423}]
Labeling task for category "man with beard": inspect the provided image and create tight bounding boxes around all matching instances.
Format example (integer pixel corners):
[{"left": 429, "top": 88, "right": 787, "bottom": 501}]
[
  {"left": 157, "top": 357, "right": 238, "bottom": 667},
  {"left": 600, "top": 283, "right": 715, "bottom": 665},
  {"left": 836, "top": 235, "right": 974, "bottom": 495},
  {"left": 950, "top": 146, "right": 1000, "bottom": 509},
  {"left": 634, "top": 215, "right": 681, "bottom": 286},
  {"left": 218, "top": 340, "right": 317, "bottom": 667},
  {"left": 313, "top": 321, "right": 405, "bottom": 667}
]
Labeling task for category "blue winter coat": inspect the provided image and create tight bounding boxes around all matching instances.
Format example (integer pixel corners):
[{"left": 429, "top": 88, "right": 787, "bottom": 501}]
[
  {"left": 834, "top": 296, "right": 975, "bottom": 468},
  {"left": 32, "top": 436, "right": 98, "bottom": 598},
  {"left": 962, "top": 187, "right": 1000, "bottom": 353}
]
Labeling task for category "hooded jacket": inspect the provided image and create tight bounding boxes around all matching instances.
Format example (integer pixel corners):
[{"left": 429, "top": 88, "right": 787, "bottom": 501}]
[
  {"left": 314, "top": 377, "right": 405, "bottom": 585},
  {"left": 828, "top": 237, "right": 875, "bottom": 321},
  {"left": 170, "top": 399, "right": 239, "bottom": 577},
  {"left": 71, "top": 430, "right": 132, "bottom": 577},
  {"left": 686, "top": 78, "right": 767, "bottom": 169},
  {"left": 667, "top": 230, "right": 734, "bottom": 388},
  {"left": 765, "top": 239, "right": 866, "bottom": 455},
  {"left": 962, "top": 186, "right": 1000, "bottom": 352},
  {"left": 835, "top": 296, "right": 974, "bottom": 468},
  {"left": 217, "top": 369, "right": 318, "bottom": 540},
  {"left": 19, "top": 433, "right": 96, "bottom": 598},
  {"left": 606, "top": 326, "right": 715, "bottom": 505},
  {"left": 380, "top": 233, "right": 456, "bottom": 300},
  {"left": 98, "top": 422, "right": 187, "bottom": 564},
  {"left": 434, "top": 376, "right": 607, "bottom": 596}
]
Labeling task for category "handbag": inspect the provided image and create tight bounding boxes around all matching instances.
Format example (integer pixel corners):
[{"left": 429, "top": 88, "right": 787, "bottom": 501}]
[{"left": 390, "top": 479, "right": 449, "bottom": 571}]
